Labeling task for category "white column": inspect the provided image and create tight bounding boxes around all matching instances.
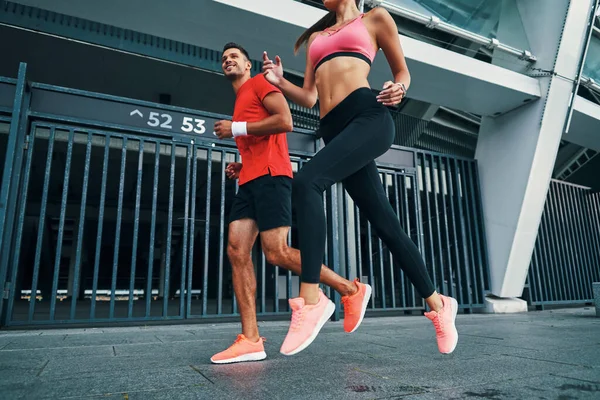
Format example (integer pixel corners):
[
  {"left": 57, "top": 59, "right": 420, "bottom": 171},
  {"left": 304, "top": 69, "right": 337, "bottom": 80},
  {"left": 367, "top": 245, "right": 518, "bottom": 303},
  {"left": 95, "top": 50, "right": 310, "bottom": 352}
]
[{"left": 475, "top": 0, "right": 595, "bottom": 312}]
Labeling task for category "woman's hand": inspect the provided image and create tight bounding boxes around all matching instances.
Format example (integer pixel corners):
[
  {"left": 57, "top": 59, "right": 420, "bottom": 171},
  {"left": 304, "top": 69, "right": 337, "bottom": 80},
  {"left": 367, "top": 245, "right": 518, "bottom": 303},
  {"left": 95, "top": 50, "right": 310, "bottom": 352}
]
[
  {"left": 376, "top": 81, "right": 406, "bottom": 106},
  {"left": 262, "top": 51, "right": 284, "bottom": 86}
]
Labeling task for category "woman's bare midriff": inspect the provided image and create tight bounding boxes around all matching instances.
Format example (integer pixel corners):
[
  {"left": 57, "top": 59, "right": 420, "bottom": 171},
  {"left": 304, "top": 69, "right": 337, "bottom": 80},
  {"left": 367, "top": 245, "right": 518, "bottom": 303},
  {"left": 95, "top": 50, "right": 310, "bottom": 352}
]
[{"left": 314, "top": 57, "right": 372, "bottom": 118}]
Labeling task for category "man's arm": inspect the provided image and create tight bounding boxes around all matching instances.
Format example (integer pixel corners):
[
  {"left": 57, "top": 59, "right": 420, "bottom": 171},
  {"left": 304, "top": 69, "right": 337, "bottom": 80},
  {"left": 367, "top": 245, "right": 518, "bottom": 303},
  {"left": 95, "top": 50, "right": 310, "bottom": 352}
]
[
  {"left": 246, "top": 91, "right": 293, "bottom": 136},
  {"left": 214, "top": 90, "right": 293, "bottom": 139}
]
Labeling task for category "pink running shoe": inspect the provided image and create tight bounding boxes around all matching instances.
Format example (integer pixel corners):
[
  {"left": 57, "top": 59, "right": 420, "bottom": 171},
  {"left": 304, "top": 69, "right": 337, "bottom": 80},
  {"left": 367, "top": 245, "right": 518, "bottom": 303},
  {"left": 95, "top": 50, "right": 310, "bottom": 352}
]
[
  {"left": 425, "top": 295, "right": 458, "bottom": 354},
  {"left": 210, "top": 334, "right": 267, "bottom": 364},
  {"left": 341, "top": 279, "right": 372, "bottom": 333},
  {"left": 280, "top": 289, "right": 336, "bottom": 356}
]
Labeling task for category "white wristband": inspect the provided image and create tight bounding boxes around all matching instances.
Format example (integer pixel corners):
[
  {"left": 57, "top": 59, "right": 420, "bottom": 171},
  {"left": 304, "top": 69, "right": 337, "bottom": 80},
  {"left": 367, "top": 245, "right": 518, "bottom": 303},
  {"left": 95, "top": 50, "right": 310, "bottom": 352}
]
[{"left": 232, "top": 121, "right": 248, "bottom": 137}]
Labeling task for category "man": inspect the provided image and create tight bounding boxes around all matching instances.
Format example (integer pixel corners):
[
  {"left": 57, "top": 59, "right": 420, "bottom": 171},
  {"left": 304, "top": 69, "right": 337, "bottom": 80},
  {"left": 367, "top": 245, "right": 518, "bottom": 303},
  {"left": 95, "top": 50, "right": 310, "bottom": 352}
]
[{"left": 210, "top": 42, "right": 372, "bottom": 364}]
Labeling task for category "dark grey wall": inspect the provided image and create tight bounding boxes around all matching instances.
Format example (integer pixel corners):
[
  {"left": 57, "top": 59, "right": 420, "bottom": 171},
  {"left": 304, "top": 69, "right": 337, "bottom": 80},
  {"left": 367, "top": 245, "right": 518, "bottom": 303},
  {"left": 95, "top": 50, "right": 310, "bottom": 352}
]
[{"left": 0, "top": 24, "right": 236, "bottom": 115}]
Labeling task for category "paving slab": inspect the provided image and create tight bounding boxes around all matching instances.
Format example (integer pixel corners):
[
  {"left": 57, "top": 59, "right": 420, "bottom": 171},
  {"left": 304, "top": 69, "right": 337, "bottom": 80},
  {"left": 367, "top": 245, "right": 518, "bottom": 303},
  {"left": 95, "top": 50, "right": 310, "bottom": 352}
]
[{"left": 0, "top": 307, "right": 598, "bottom": 399}]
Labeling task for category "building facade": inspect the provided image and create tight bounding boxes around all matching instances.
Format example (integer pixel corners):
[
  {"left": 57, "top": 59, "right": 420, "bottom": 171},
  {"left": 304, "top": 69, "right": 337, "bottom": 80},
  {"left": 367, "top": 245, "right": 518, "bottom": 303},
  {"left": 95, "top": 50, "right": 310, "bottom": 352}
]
[{"left": 0, "top": 0, "right": 598, "bottom": 328}]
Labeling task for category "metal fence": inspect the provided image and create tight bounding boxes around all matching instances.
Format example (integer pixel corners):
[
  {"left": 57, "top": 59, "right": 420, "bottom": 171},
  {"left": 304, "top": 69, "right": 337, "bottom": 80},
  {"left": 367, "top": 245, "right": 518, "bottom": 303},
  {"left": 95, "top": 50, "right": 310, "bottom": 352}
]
[
  {"left": 526, "top": 180, "right": 600, "bottom": 307},
  {"left": 0, "top": 63, "right": 490, "bottom": 327}
]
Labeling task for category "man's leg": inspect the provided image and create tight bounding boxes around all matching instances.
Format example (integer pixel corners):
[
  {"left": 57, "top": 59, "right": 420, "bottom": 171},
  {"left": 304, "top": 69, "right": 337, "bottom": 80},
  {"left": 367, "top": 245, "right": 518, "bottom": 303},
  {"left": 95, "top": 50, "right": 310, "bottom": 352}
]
[
  {"left": 259, "top": 226, "right": 372, "bottom": 333},
  {"left": 259, "top": 226, "right": 355, "bottom": 297},
  {"left": 211, "top": 186, "right": 266, "bottom": 364},
  {"left": 227, "top": 218, "right": 260, "bottom": 341}
]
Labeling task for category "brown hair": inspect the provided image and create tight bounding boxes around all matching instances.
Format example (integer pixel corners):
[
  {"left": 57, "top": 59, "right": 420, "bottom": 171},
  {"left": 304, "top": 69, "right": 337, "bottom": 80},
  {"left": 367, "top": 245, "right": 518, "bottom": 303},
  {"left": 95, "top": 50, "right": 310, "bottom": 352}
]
[{"left": 294, "top": 0, "right": 361, "bottom": 54}]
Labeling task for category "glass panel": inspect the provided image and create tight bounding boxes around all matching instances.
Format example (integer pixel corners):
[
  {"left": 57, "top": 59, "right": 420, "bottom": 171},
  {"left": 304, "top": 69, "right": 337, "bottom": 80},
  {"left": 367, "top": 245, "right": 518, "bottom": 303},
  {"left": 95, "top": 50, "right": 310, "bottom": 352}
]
[{"left": 583, "top": 35, "right": 600, "bottom": 83}]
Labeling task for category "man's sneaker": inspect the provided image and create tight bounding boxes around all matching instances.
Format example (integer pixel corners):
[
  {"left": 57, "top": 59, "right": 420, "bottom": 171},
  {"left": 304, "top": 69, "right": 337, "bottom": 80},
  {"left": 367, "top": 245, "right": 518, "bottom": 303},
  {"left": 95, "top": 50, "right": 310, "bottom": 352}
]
[
  {"left": 424, "top": 295, "right": 458, "bottom": 354},
  {"left": 280, "top": 289, "right": 335, "bottom": 356},
  {"left": 341, "top": 279, "right": 372, "bottom": 333},
  {"left": 210, "top": 334, "right": 267, "bottom": 364}
]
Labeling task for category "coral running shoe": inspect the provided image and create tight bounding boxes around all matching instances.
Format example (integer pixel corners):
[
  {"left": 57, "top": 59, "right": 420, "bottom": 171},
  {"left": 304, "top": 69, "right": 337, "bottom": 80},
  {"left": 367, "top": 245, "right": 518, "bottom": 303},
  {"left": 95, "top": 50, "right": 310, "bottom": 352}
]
[
  {"left": 280, "top": 289, "right": 335, "bottom": 356},
  {"left": 424, "top": 295, "right": 458, "bottom": 354},
  {"left": 341, "top": 279, "right": 372, "bottom": 333},
  {"left": 210, "top": 334, "right": 267, "bottom": 364}
]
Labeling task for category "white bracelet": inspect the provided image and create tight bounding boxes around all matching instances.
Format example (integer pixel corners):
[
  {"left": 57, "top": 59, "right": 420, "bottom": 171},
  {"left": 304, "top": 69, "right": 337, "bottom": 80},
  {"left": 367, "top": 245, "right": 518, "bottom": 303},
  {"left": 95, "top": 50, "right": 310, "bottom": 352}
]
[{"left": 231, "top": 121, "right": 248, "bottom": 137}]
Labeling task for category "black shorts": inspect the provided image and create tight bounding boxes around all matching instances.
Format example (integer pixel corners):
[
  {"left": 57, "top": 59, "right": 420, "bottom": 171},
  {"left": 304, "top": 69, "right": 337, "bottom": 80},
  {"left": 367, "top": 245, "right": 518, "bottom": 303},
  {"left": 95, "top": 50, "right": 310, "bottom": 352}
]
[{"left": 229, "top": 174, "right": 292, "bottom": 232}]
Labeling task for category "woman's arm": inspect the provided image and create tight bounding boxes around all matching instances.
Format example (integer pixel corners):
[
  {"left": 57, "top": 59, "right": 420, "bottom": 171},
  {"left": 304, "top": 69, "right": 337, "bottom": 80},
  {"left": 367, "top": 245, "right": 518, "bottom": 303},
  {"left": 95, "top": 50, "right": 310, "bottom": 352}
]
[
  {"left": 262, "top": 33, "right": 319, "bottom": 108},
  {"left": 371, "top": 7, "right": 411, "bottom": 106}
]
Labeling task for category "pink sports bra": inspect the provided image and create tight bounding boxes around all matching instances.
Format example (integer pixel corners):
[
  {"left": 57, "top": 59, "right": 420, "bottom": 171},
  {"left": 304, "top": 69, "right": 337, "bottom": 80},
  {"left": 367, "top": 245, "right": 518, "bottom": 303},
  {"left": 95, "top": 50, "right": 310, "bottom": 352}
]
[{"left": 308, "top": 14, "right": 377, "bottom": 72}]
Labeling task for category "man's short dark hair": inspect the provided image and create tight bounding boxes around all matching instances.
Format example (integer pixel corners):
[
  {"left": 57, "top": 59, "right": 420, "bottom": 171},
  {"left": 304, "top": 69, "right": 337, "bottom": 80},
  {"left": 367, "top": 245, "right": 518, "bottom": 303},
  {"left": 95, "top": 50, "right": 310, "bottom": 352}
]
[{"left": 223, "top": 42, "right": 250, "bottom": 61}]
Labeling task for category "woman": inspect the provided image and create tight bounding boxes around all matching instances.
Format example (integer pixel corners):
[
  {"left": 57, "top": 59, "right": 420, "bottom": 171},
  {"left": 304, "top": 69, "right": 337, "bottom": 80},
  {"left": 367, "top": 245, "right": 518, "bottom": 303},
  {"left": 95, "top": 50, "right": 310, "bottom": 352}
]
[{"left": 262, "top": 0, "right": 458, "bottom": 356}]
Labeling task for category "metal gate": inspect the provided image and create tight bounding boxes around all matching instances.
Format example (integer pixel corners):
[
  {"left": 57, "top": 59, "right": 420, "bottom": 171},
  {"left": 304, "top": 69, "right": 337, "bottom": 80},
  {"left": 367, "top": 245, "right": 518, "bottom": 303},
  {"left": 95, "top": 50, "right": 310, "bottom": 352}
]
[
  {"left": 526, "top": 180, "right": 600, "bottom": 307},
  {"left": 0, "top": 63, "right": 490, "bottom": 327}
]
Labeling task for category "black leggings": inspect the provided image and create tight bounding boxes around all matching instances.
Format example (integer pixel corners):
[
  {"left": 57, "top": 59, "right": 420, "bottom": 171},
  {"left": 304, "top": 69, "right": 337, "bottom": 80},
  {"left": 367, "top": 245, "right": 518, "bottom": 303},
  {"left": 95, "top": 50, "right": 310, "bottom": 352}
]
[{"left": 293, "top": 87, "right": 436, "bottom": 299}]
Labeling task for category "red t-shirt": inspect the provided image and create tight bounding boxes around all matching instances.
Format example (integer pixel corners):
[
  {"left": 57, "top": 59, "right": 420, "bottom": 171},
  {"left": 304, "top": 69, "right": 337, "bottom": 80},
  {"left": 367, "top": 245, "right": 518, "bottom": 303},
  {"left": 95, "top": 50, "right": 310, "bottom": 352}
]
[{"left": 233, "top": 74, "right": 293, "bottom": 185}]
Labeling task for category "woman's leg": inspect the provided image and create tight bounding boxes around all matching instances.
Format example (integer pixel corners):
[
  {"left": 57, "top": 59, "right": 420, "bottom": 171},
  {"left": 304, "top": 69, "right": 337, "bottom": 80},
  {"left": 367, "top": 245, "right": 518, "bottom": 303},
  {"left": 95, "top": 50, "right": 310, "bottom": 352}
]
[
  {"left": 343, "top": 162, "right": 459, "bottom": 354},
  {"left": 280, "top": 110, "right": 393, "bottom": 356}
]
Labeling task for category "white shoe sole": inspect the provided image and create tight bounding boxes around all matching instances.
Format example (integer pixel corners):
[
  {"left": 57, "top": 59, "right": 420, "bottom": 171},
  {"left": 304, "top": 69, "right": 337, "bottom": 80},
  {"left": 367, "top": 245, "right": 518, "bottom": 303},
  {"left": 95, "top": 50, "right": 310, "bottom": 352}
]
[
  {"left": 441, "top": 297, "right": 459, "bottom": 354},
  {"left": 280, "top": 300, "right": 336, "bottom": 356},
  {"left": 210, "top": 351, "right": 267, "bottom": 364},
  {"left": 348, "top": 283, "right": 372, "bottom": 333}
]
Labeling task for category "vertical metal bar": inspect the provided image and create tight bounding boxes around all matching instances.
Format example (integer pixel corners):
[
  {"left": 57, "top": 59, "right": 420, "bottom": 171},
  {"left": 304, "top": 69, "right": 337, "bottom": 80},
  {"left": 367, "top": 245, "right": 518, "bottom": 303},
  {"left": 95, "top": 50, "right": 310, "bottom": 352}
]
[
  {"left": 438, "top": 159, "right": 454, "bottom": 297},
  {"left": 49, "top": 129, "right": 75, "bottom": 321},
  {"left": 460, "top": 160, "right": 479, "bottom": 305},
  {"left": 566, "top": 185, "right": 583, "bottom": 300},
  {"left": 328, "top": 183, "right": 340, "bottom": 318},
  {"left": 377, "top": 173, "right": 387, "bottom": 310},
  {"left": 287, "top": 227, "right": 292, "bottom": 308},
  {"left": 180, "top": 145, "right": 191, "bottom": 317},
  {"left": 533, "top": 198, "right": 550, "bottom": 303},
  {"left": 397, "top": 173, "right": 409, "bottom": 307},
  {"left": 366, "top": 221, "right": 375, "bottom": 309},
  {"left": 568, "top": 185, "right": 588, "bottom": 299},
  {"left": 233, "top": 152, "right": 240, "bottom": 315},
  {"left": 556, "top": 183, "right": 575, "bottom": 301},
  {"left": 547, "top": 182, "right": 566, "bottom": 301},
  {"left": 539, "top": 183, "right": 558, "bottom": 302},
  {"left": 343, "top": 191, "right": 352, "bottom": 280},
  {"left": 145, "top": 142, "right": 160, "bottom": 317},
  {"left": 109, "top": 137, "right": 127, "bottom": 319},
  {"left": 529, "top": 242, "right": 540, "bottom": 304},
  {"left": 456, "top": 160, "right": 475, "bottom": 306},
  {"left": 69, "top": 132, "right": 92, "bottom": 320},
  {"left": 202, "top": 149, "right": 212, "bottom": 316},
  {"left": 127, "top": 140, "right": 144, "bottom": 318},
  {"left": 4, "top": 121, "right": 36, "bottom": 325},
  {"left": 323, "top": 193, "right": 330, "bottom": 299},
  {"left": 0, "top": 64, "right": 28, "bottom": 308},
  {"left": 576, "top": 185, "right": 594, "bottom": 299},
  {"left": 355, "top": 205, "right": 363, "bottom": 291},
  {"left": 186, "top": 145, "right": 198, "bottom": 317},
  {"left": 576, "top": 185, "right": 596, "bottom": 299},
  {"left": 28, "top": 127, "right": 55, "bottom": 321},
  {"left": 90, "top": 136, "right": 110, "bottom": 319},
  {"left": 217, "top": 151, "right": 226, "bottom": 315},
  {"left": 471, "top": 162, "right": 491, "bottom": 290},
  {"left": 556, "top": 183, "right": 576, "bottom": 301},
  {"left": 432, "top": 156, "right": 446, "bottom": 296},
  {"left": 563, "top": 185, "right": 581, "bottom": 300},
  {"left": 261, "top": 251, "right": 266, "bottom": 314},
  {"left": 422, "top": 156, "right": 436, "bottom": 295},
  {"left": 162, "top": 144, "right": 176, "bottom": 316},
  {"left": 465, "top": 161, "right": 485, "bottom": 302},
  {"left": 403, "top": 174, "right": 417, "bottom": 306},
  {"left": 384, "top": 173, "right": 396, "bottom": 309},
  {"left": 393, "top": 173, "right": 404, "bottom": 308}
]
